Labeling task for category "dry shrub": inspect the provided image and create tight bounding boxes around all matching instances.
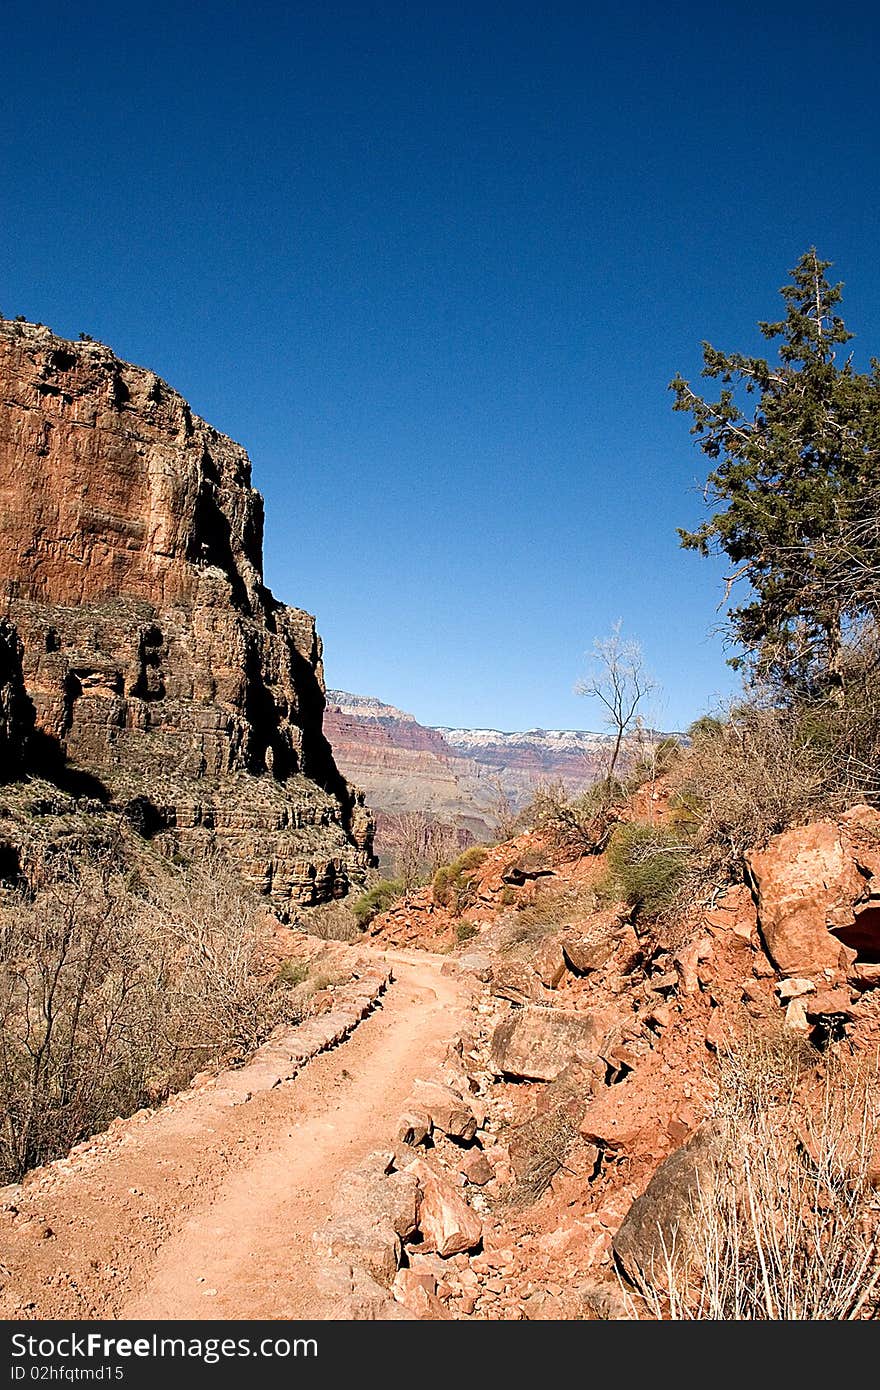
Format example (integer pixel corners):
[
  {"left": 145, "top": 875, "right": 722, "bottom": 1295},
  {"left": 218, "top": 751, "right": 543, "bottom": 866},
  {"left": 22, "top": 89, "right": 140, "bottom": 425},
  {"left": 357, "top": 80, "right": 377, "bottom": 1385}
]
[
  {"left": 0, "top": 849, "right": 301, "bottom": 1181},
  {"left": 504, "top": 1109, "right": 579, "bottom": 1207},
  {"left": 378, "top": 811, "right": 464, "bottom": 891},
  {"left": 297, "top": 898, "right": 361, "bottom": 942},
  {"left": 525, "top": 780, "right": 623, "bottom": 854},
  {"left": 496, "top": 883, "right": 596, "bottom": 955},
  {"left": 625, "top": 1039, "right": 880, "bottom": 1320},
  {"left": 670, "top": 698, "right": 880, "bottom": 877}
]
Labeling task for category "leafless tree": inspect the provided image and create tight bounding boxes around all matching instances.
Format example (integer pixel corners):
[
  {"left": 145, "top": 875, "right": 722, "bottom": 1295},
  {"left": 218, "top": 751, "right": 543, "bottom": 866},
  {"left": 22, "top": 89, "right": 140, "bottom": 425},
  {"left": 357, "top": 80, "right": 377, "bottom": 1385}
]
[
  {"left": 577, "top": 622, "right": 656, "bottom": 785},
  {"left": 381, "top": 811, "right": 461, "bottom": 891},
  {"left": 486, "top": 776, "right": 520, "bottom": 842}
]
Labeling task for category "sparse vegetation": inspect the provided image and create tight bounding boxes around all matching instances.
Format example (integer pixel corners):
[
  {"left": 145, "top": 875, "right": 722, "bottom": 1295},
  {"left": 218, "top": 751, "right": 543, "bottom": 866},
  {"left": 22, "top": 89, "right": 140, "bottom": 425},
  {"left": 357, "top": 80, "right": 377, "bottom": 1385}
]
[
  {"left": 276, "top": 959, "right": 310, "bottom": 987},
  {"left": 432, "top": 846, "right": 488, "bottom": 915},
  {"left": 497, "top": 883, "right": 596, "bottom": 954},
  {"left": 379, "top": 812, "right": 463, "bottom": 891},
  {"left": 351, "top": 877, "right": 405, "bottom": 929},
  {"left": 525, "top": 779, "right": 625, "bottom": 854},
  {"left": 624, "top": 1042, "right": 880, "bottom": 1320},
  {"left": 455, "top": 920, "right": 479, "bottom": 943},
  {"left": 0, "top": 849, "right": 303, "bottom": 1182}
]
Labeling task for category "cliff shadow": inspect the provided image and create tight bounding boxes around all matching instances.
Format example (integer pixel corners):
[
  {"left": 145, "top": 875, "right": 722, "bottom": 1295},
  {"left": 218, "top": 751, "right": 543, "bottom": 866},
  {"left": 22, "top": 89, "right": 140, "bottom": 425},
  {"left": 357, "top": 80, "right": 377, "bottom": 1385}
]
[{"left": 26, "top": 728, "right": 111, "bottom": 802}]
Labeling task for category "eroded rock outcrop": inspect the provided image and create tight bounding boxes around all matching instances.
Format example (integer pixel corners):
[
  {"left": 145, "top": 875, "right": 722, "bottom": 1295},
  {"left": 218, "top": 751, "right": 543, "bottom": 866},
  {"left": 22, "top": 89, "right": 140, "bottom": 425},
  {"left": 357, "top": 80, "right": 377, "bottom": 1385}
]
[
  {"left": 0, "top": 320, "right": 373, "bottom": 907},
  {"left": 746, "top": 806, "right": 880, "bottom": 979}
]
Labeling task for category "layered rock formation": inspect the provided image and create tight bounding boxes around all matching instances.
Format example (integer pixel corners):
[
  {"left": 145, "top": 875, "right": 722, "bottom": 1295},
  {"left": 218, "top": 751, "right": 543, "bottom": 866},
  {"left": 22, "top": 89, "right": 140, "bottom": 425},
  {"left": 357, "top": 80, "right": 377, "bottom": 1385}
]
[
  {"left": 323, "top": 691, "right": 490, "bottom": 836},
  {"left": 0, "top": 320, "right": 373, "bottom": 908},
  {"left": 324, "top": 689, "right": 617, "bottom": 839}
]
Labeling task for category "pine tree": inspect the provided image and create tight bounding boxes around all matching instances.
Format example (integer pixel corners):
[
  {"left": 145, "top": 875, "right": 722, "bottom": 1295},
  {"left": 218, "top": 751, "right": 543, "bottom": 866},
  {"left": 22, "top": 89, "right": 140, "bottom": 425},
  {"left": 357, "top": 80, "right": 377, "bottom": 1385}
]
[{"left": 673, "top": 249, "right": 880, "bottom": 697}]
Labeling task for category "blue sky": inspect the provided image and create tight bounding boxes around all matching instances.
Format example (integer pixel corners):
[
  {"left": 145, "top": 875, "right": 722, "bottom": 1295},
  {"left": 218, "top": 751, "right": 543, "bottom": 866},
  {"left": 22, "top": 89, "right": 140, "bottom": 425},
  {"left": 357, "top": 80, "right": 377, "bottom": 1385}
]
[{"left": 3, "top": 2, "right": 879, "bottom": 732}]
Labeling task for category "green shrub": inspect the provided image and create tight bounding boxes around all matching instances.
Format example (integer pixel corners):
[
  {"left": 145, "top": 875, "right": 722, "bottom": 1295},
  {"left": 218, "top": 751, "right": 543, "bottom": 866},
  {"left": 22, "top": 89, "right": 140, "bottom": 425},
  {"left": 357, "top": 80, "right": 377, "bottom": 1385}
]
[
  {"left": 456, "top": 920, "right": 479, "bottom": 943},
  {"left": 432, "top": 847, "right": 488, "bottom": 914},
  {"left": 276, "top": 959, "right": 310, "bottom": 987},
  {"left": 600, "top": 822, "right": 690, "bottom": 919},
  {"left": 352, "top": 877, "right": 405, "bottom": 929}
]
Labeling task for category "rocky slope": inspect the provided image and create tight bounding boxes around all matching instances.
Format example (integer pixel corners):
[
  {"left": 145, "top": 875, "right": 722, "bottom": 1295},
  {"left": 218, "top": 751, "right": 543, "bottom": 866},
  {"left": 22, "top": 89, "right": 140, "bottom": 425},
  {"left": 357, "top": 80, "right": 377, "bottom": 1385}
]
[
  {"left": 355, "top": 799, "right": 880, "bottom": 1318},
  {"left": 325, "top": 689, "right": 615, "bottom": 837},
  {"left": 0, "top": 320, "right": 373, "bottom": 909}
]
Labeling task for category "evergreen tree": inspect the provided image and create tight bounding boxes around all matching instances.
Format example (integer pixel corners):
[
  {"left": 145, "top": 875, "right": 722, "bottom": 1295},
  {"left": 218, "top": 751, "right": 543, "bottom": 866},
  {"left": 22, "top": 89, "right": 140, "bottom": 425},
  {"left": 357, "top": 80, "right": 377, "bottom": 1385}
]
[{"left": 673, "top": 249, "right": 880, "bottom": 697}]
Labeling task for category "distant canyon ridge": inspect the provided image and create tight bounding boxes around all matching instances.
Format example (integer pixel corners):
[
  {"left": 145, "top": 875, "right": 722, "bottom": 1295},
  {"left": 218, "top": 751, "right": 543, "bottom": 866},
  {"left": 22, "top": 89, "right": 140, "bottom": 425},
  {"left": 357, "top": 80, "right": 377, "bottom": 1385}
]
[{"left": 324, "top": 690, "right": 617, "bottom": 842}]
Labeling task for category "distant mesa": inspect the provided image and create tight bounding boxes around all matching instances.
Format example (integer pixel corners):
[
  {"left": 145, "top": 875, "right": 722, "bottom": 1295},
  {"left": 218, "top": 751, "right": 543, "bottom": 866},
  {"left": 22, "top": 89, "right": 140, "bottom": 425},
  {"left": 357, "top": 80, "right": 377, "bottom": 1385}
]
[{"left": 324, "top": 689, "right": 615, "bottom": 842}]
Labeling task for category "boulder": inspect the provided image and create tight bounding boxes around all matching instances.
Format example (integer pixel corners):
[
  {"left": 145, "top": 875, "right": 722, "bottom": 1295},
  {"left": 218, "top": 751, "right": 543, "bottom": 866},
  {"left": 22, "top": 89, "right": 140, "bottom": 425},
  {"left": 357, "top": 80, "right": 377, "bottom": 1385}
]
[
  {"left": 405, "top": 1157, "right": 483, "bottom": 1257},
  {"left": 561, "top": 909, "right": 631, "bottom": 974},
  {"left": 410, "top": 1080, "right": 477, "bottom": 1142},
  {"left": 777, "top": 977, "right": 816, "bottom": 1002},
  {"left": 613, "top": 1122, "right": 723, "bottom": 1286},
  {"left": 322, "top": 1156, "right": 420, "bottom": 1287},
  {"left": 395, "top": 1108, "right": 432, "bottom": 1147},
  {"left": 531, "top": 937, "right": 566, "bottom": 989},
  {"left": 452, "top": 951, "right": 493, "bottom": 981},
  {"left": 491, "top": 959, "right": 541, "bottom": 1005},
  {"left": 509, "top": 1053, "right": 601, "bottom": 1193},
  {"left": 491, "top": 1005, "right": 609, "bottom": 1082},
  {"left": 316, "top": 1257, "right": 414, "bottom": 1319},
  {"left": 391, "top": 1268, "right": 452, "bottom": 1320},
  {"left": 324, "top": 1217, "right": 401, "bottom": 1287},
  {"left": 746, "top": 809, "right": 880, "bottom": 978},
  {"left": 458, "top": 1150, "right": 494, "bottom": 1186}
]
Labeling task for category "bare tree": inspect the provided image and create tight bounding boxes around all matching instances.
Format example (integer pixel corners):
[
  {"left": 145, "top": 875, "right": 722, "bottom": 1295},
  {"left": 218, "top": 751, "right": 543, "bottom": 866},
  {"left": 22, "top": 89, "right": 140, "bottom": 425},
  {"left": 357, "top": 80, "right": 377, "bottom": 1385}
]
[
  {"left": 576, "top": 622, "right": 656, "bottom": 786},
  {"left": 486, "top": 776, "right": 520, "bottom": 842},
  {"left": 381, "top": 811, "right": 461, "bottom": 891}
]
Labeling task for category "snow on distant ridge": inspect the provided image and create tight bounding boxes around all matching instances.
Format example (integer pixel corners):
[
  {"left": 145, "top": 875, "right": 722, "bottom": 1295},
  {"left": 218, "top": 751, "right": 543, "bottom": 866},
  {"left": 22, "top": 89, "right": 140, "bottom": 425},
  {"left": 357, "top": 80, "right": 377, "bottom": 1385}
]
[
  {"left": 438, "top": 727, "right": 611, "bottom": 752},
  {"left": 325, "top": 690, "right": 417, "bottom": 723},
  {"left": 326, "top": 691, "right": 612, "bottom": 749}
]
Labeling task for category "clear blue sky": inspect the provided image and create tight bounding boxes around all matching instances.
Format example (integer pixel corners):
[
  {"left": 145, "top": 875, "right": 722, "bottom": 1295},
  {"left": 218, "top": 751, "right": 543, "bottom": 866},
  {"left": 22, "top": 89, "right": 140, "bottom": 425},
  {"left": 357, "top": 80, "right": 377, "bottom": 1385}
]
[{"left": 3, "top": 2, "right": 878, "bottom": 732}]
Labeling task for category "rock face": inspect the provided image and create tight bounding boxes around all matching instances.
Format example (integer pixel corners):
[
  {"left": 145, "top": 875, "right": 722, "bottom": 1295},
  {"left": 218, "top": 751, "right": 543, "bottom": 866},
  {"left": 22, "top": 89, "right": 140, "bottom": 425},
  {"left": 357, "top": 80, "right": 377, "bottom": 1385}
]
[
  {"left": 746, "top": 807, "right": 880, "bottom": 978},
  {"left": 0, "top": 320, "right": 373, "bottom": 907}
]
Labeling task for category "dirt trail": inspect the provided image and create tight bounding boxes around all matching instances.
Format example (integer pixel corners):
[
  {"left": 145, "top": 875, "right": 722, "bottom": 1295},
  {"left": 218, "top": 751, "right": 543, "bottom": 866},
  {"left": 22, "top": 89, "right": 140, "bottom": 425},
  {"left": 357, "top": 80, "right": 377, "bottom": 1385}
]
[{"left": 0, "top": 949, "right": 465, "bottom": 1321}]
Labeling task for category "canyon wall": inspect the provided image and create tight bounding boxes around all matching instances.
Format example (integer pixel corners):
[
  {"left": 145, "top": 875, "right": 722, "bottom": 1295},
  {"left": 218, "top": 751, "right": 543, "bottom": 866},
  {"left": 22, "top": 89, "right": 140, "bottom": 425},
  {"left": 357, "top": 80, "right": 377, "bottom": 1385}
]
[{"left": 0, "top": 320, "right": 373, "bottom": 909}]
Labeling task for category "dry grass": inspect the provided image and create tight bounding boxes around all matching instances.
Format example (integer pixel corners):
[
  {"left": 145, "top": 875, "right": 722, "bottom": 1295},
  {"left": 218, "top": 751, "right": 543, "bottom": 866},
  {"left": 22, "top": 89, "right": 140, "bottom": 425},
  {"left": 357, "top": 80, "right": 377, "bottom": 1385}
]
[
  {"left": 670, "top": 702, "right": 860, "bottom": 874},
  {"left": 623, "top": 1038, "right": 880, "bottom": 1320},
  {"left": 297, "top": 898, "right": 361, "bottom": 941},
  {"left": 496, "top": 884, "right": 597, "bottom": 955},
  {"left": 0, "top": 848, "right": 303, "bottom": 1182}
]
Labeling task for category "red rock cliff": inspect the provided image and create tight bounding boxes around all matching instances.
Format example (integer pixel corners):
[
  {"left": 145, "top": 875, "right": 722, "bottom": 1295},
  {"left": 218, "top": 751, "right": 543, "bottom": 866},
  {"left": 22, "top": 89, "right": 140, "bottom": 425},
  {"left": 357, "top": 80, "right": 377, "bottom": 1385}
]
[{"left": 0, "top": 320, "right": 373, "bottom": 908}]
